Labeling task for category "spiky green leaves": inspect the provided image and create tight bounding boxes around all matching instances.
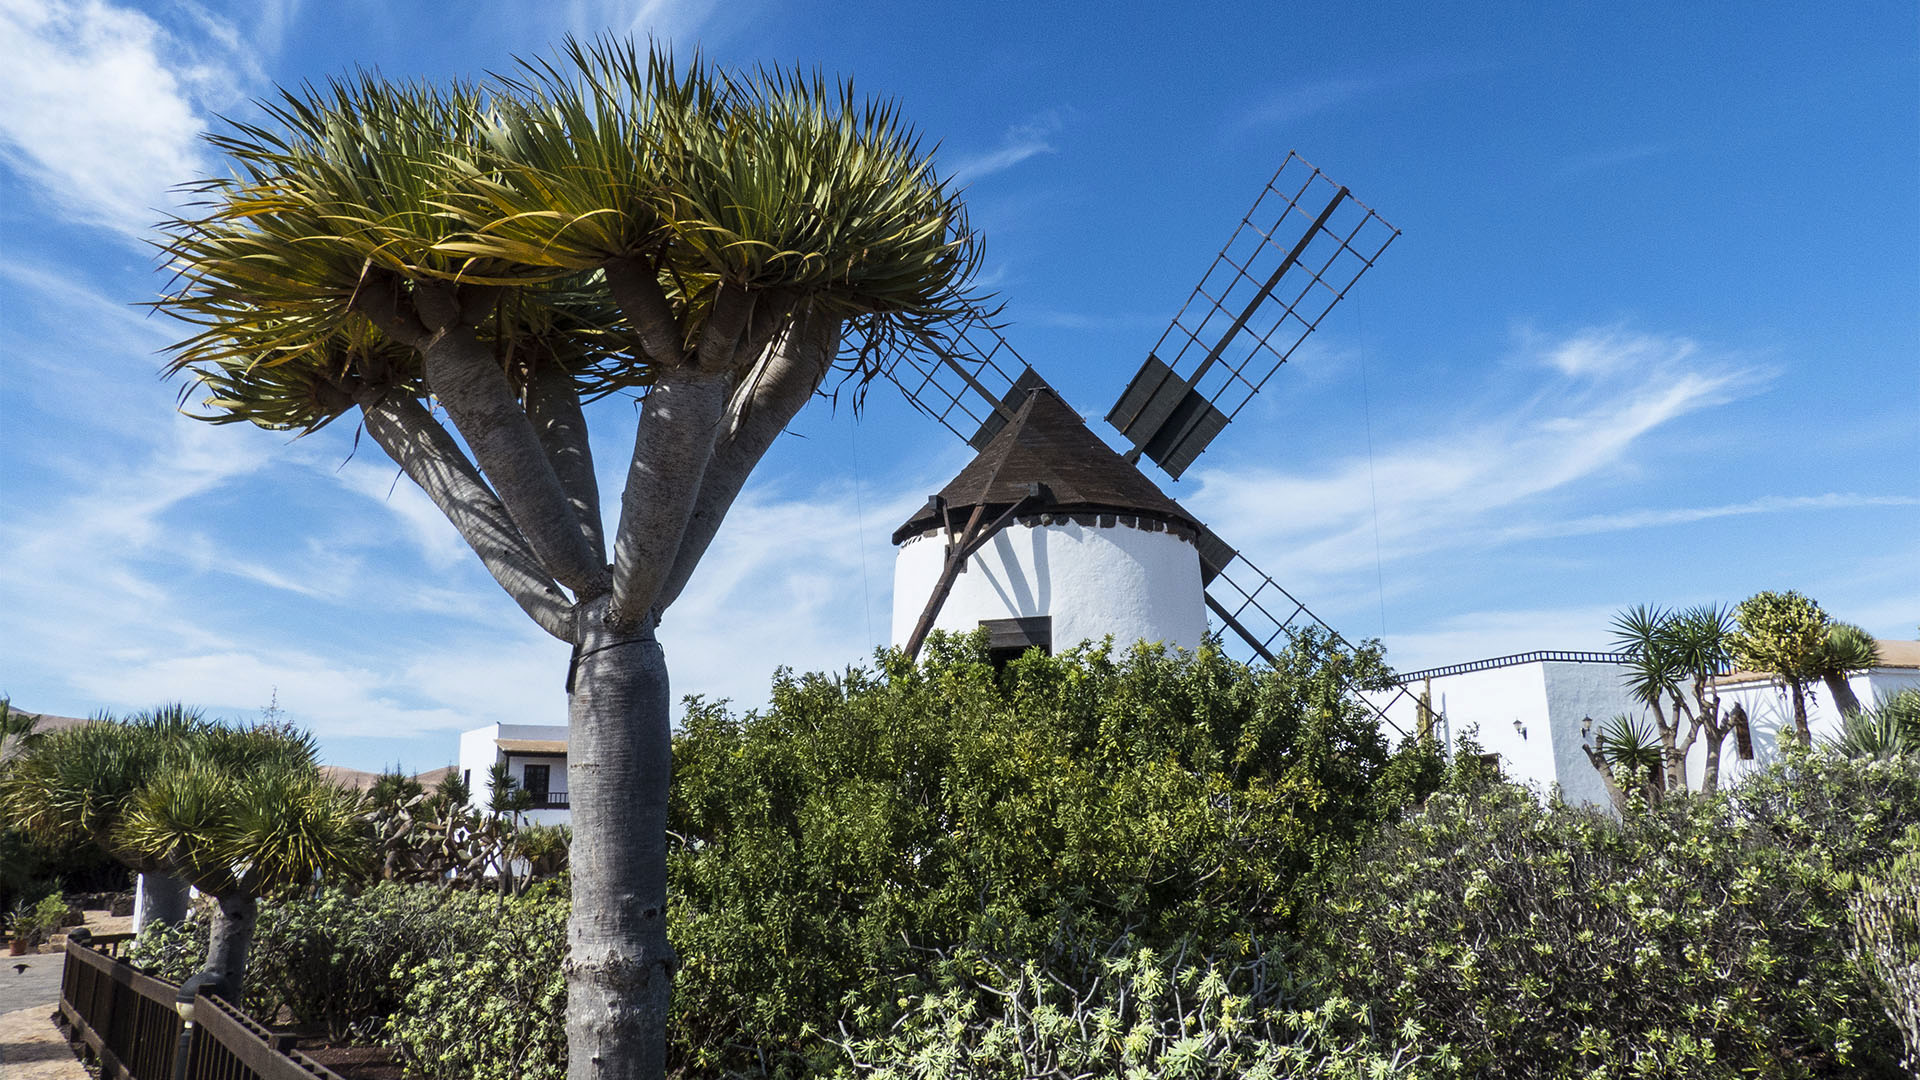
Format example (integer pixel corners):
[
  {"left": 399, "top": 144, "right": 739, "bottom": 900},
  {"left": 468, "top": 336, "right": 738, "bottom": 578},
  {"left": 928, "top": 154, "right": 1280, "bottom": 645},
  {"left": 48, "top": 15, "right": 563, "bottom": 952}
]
[
  {"left": 121, "top": 758, "right": 368, "bottom": 896},
  {"left": 157, "top": 39, "right": 978, "bottom": 433},
  {"left": 0, "top": 707, "right": 365, "bottom": 896},
  {"left": 1609, "top": 603, "right": 1734, "bottom": 708}
]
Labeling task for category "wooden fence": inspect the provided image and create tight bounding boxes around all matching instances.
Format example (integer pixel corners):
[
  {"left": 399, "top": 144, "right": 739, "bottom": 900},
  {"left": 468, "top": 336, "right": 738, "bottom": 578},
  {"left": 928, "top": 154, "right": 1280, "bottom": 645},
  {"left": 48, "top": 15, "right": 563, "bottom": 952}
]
[{"left": 58, "top": 939, "right": 345, "bottom": 1080}]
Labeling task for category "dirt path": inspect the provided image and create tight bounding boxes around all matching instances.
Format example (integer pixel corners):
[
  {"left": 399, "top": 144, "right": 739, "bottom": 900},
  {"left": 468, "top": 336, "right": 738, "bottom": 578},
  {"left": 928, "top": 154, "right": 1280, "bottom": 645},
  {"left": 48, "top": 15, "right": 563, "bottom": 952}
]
[{"left": 0, "top": 1006, "right": 89, "bottom": 1079}]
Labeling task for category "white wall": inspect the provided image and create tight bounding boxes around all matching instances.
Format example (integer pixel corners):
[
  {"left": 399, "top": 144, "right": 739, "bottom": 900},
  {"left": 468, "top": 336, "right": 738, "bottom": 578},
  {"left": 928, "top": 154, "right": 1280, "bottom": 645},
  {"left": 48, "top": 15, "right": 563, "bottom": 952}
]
[
  {"left": 1365, "top": 658, "right": 1640, "bottom": 808},
  {"left": 891, "top": 520, "right": 1206, "bottom": 655},
  {"left": 1538, "top": 661, "right": 1641, "bottom": 808},
  {"left": 457, "top": 722, "right": 571, "bottom": 825},
  {"left": 1686, "top": 668, "right": 1920, "bottom": 789},
  {"left": 456, "top": 724, "right": 498, "bottom": 814}
]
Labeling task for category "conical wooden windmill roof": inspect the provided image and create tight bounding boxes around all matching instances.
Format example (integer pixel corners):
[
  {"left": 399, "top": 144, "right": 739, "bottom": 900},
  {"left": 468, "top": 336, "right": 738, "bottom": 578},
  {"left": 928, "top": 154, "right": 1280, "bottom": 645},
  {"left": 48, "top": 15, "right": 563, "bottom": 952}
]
[{"left": 892, "top": 381, "right": 1202, "bottom": 544}]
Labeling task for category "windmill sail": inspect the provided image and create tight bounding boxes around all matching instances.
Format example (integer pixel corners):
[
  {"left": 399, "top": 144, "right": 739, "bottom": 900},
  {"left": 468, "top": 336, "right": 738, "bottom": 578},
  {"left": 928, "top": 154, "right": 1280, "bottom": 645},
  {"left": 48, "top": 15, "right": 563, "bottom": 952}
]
[
  {"left": 869, "top": 154, "right": 1414, "bottom": 738},
  {"left": 872, "top": 307, "right": 1028, "bottom": 450},
  {"left": 1200, "top": 537, "right": 1416, "bottom": 737},
  {"left": 1108, "top": 152, "right": 1399, "bottom": 479}
]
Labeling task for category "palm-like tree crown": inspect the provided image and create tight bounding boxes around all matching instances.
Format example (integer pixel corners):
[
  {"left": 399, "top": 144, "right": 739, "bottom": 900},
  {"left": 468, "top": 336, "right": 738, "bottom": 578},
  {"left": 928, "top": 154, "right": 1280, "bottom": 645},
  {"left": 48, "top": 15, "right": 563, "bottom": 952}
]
[{"left": 155, "top": 39, "right": 979, "bottom": 434}]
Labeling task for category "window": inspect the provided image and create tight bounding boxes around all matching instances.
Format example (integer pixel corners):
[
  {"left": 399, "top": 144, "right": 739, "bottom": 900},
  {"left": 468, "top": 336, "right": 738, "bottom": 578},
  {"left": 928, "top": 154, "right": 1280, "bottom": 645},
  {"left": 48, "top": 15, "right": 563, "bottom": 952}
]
[
  {"left": 522, "top": 763, "right": 550, "bottom": 797},
  {"left": 980, "top": 616, "right": 1051, "bottom": 666}
]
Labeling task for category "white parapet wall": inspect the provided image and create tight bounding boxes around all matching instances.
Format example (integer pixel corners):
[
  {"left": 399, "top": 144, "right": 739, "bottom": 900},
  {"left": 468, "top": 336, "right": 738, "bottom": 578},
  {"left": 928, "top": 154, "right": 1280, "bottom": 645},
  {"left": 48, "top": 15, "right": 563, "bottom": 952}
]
[
  {"left": 1364, "top": 655, "right": 1641, "bottom": 808},
  {"left": 891, "top": 519, "right": 1206, "bottom": 655}
]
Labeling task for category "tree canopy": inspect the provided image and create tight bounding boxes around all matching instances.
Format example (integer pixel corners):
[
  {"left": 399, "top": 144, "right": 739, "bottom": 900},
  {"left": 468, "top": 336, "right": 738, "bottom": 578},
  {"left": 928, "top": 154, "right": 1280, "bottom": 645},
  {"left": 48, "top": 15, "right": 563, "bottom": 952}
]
[{"left": 153, "top": 39, "right": 983, "bottom": 1076}]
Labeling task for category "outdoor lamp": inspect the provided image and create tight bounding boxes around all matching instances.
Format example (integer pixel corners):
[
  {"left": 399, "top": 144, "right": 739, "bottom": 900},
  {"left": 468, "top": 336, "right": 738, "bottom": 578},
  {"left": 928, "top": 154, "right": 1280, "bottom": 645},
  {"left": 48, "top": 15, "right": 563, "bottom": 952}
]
[
  {"left": 1512, "top": 718, "right": 1526, "bottom": 739},
  {"left": 1581, "top": 716, "right": 1593, "bottom": 739}
]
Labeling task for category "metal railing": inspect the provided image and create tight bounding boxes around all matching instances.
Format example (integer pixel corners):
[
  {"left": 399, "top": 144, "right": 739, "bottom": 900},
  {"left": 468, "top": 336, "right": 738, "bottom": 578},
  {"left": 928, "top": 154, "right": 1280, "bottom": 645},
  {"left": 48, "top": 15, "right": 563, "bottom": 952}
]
[
  {"left": 1390, "top": 650, "right": 1631, "bottom": 685},
  {"left": 59, "top": 938, "right": 344, "bottom": 1080}
]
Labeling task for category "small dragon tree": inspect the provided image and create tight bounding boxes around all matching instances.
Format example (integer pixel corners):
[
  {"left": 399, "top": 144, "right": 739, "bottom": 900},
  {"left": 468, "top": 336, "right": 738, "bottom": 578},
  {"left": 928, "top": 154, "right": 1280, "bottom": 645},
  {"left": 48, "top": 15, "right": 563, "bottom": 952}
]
[
  {"left": 1728, "top": 589, "right": 1832, "bottom": 742},
  {"left": 1589, "top": 604, "right": 1737, "bottom": 801},
  {"left": 1814, "top": 621, "right": 1881, "bottom": 717},
  {"left": 0, "top": 709, "right": 365, "bottom": 997},
  {"left": 154, "top": 40, "right": 975, "bottom": 1076},
  {"left": 116, "top": 735, "right": 367, "bottom": 996}
]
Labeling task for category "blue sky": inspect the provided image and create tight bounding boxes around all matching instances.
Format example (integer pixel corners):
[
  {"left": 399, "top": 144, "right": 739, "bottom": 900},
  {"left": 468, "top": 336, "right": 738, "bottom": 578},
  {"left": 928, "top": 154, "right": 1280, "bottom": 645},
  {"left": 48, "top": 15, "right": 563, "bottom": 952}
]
[{"left": 2, "top": 0, "right": 1914, "bottom": 774}]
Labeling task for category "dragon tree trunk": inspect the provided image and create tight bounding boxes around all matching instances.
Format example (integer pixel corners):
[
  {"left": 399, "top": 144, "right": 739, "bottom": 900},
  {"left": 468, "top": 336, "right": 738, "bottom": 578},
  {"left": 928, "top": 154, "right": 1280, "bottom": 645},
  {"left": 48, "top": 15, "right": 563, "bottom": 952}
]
[{"left": 566, "top": 595, "right": 675, "bottom": 1080}]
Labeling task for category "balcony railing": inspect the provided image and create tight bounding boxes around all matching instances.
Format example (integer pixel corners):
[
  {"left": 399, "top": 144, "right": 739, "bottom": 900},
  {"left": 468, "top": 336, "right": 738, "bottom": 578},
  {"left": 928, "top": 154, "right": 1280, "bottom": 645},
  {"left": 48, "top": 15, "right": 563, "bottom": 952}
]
[{"left": 528, "top": 789, "right": 569, "bottom": 810}]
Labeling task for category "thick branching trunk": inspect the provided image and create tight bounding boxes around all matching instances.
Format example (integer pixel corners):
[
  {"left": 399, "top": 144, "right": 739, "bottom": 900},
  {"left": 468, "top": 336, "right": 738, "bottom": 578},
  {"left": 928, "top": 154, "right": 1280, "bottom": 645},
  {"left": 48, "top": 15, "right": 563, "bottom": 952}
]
[
  {"left": 609, "top": 366, "right": 731, "bottom": 626},
  {"left": 203, "top": 892, "right": 258, "bottom": 1001},
  {"left": 133, "top": 872, "right": 189, "bottom": 932},
  {"left": 1582, "top": 744, "right": 1632, "bottom": 815},
  {"left": 656, "top": 315, "right": 840, "bottom": 610},
  {"left": 565, "top": 595, "right": 675, "bottom": 1080},
  {"left": 1700, "top": 728, "right": 1722, "bottom": 794},
  {"left": 364, "top": 396, "right": 576, "bottom": 640},
  {"left": 1822, "top": 672, "right": 1863, "bottom": 717},
  {"left": 419, "top": 327, "right": 610, "bottom": 597},
  {"left": 1788, "top": 678, "right": 1812, "bottom": 742},
  {"left": 528, "top": 364, "right": 606, "bottom": 561}
]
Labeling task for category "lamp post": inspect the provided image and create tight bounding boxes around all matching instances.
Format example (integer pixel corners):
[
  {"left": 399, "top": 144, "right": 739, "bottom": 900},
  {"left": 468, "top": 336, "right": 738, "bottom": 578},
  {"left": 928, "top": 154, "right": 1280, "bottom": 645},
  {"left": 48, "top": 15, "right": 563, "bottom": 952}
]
[{"left": 172, "top": 971, "right": 226, "bottom": 1080}]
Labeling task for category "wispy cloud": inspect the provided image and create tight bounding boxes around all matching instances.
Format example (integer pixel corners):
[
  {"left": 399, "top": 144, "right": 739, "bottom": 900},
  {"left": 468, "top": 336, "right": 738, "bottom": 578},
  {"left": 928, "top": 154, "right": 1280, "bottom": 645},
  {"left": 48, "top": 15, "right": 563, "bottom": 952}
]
[
  {"left": 1239, "top": 74, "right": 1388, "bottom": 128},
  {"left": 1188, "top": 326, "right": 1759, "bottom": 587},
  {"left": 1495, "top": 493, "right": 1920, "bottom": 544},
  {"left": 1235, "top": 57, "right": 1485, "bottom": 130},
  {"left": 0, "top": 0, "right": 259, "bottom": 238},
  {"left": 945, "top": 112, "right": 1068, "bottom": 185},
  {"left": 556, "top": 0, "right": 723, "bottom": 39},
  {"left": 1560, "top": 143, "right": 1671, "bottom": 177}
]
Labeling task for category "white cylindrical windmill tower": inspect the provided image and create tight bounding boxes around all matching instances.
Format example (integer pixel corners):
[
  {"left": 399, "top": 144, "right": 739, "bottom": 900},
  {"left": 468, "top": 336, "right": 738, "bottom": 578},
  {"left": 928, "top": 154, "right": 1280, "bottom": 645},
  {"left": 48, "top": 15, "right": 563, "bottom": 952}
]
[{"left": 890, "top": 381, "right": 1207, "bottom": 660}]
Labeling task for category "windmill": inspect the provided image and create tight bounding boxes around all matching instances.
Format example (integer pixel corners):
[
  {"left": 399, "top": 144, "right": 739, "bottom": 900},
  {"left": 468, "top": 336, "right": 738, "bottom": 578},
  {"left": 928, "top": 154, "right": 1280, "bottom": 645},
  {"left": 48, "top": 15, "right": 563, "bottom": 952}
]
[{"left": 878, "top": 152, "right": 1420, "bottom": 733}]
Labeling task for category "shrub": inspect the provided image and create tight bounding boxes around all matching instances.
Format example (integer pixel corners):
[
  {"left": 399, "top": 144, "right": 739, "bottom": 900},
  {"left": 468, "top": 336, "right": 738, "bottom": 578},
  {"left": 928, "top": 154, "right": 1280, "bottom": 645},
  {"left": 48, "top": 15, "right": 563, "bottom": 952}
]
[
  {"left": 128, "top": 883, "right": 505, "bottom": 1039},
  {"left": 384, "top": 884, "right": 568, "bottom": 1080},
  {"left": 667, "top": 633, "right": 1435, "bottom": 1076},
  {"left": 126, "top": 908, "right": 208, "bottom": 985},
  {"left": 1851, "top": 825, "right": 1920, "bottom": 1074},
  {"left": 1313, "top": 749, "right": 1920, "bottom": 1078},
  {"left": 836, "top": 935, "right": 1422, "bottom": 1080}
]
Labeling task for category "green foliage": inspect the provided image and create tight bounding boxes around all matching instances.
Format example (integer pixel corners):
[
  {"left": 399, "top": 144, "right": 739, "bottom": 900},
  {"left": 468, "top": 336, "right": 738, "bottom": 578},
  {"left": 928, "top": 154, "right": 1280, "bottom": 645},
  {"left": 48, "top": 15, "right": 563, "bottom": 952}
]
[
  {"left": 115, "top": 733, "right": 369, "bottom": 899},
  {"left": 1729, "top": 589, "right": 1830, "bottom": 685},
  {"left": 1832, "top": 690, "right": 1920, "bottom": 759},
  {"left": 1609, "top": 604, "right": 1734, "bottom": 712},
  {"left": 1314, "top": 748, "right": 1920, "bottom": 1078},
  {"left": 129, "top": 883, "right": 511, "bottom": 1041},
  {"left": 666, "top": 632, "right": 1436, "bottom": 1076},
  {"left": 385, "top": 885, "right": 569, "bottom": 1080},
  {"left": 126, "top": 908, "right": 208, "bottom": 984},
  {"left": 368, "top": 768, "right": 426, "bottom": 812},
  {"left": 1819, "top": 623, "right": 1881, "bottom": 679},
  {"left": 9, "top": 890, "right": 79, "bottom": 945},
  {"left": 837, "top": 937, "right": 1420, "bottom": 1080},
  {"left": 1594, "top": 713, "right": 1661, "bottom": 785},
  {"left": 1850, "top": 825, "right": 1920, "bottom": 1073},
  {"left": 155, "top": 40, "right": 979, "bottom": 433}
]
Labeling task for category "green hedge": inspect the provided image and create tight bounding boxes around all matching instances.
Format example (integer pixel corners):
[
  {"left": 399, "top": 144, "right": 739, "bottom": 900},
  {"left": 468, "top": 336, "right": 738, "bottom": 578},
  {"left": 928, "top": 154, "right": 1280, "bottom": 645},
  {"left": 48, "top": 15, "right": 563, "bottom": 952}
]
[
  {"left": 667, "top": 632, "right": 1428, "bottom": 1075},
  {"left": 1313, "top": 748, "right": 1920, "bottom": 1078},
  {"left": 129, "top": 883, "right": 505, "bottom": 1040}
]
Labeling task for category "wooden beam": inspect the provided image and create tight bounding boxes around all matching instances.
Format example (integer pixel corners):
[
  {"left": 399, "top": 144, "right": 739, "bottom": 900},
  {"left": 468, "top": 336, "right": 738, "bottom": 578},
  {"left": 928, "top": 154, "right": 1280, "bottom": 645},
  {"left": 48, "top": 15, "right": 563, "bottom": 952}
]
[
  {"left": 902, "top": 489, "right": 1043, "bottom": 661},
  {"left": 1205, "top": 592, "right": 1279, "bottom": 666}
]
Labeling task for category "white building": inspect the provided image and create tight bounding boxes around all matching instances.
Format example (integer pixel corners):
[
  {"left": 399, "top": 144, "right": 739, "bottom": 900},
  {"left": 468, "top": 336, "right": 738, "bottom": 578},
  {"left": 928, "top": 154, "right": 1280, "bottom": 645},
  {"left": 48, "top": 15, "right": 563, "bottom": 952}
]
[
  {"left": 1367, "top": 640, "right": 1920, "bottom": 806},
  {"left": 1688, "top": 639, "right": 1920, "bottom": 788},
  {"left": 890, "top": 380, "right": 1206, "bottom": 659},
  {"left": 456, "top": 722, "right": 572, "bottom": 825},
  {"left": 1367, "top": 651, "right": 1642, "bottom": 808}
]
